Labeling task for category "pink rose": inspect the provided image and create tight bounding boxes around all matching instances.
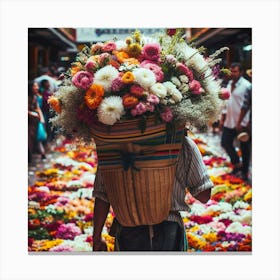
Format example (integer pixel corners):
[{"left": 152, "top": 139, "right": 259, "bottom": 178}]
[
  {"left": 140, "top": 60, "right": 164, "bottom": 82},
  {"left": 111, "top": 76, "right": 125, "bottom": 92},
  {"left": 99, "top": 53, "right": 111, "bottom": 65},
  {"left": 130, "top": 84, "right": 145, "bottom": 97},
  {"left": 102, "top": 41, "right": 117, "bottom": 52},
  {"left": 218, "top": 88, "right": 231, "bottom": 100},
  {"left": 131, "top": 102, "right": 147, "bottom": 116},
  {"left": 91, "top": 42, "right": 104, "bottom": 54},
  {"left": 85, "top": 60, "right": 98, "bottom": 72},
  {"left": 189, "top": 80, "right": 202, "bottom": 95},
  {"left": 145, "top": 103, "right": 155, "bottom": 112},
  {"left": 142, "top": 43, "right": 161, "bottom": 62},
  {"left": 160, "top": 107, "right": 173, "bottom": 123},
  {"left": 146, "top": 94, "right": 159, "bottom": 105},
  {"left": 72, "top": 71, "right": 93, "bottom": 90},
  {"left": 176, "top": 63, "right": 194, "bottom": 82}
]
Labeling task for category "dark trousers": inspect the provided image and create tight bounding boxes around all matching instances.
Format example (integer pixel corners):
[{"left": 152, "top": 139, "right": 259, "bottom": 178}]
[
  {"left": 221, "top": 127, "right": 251, "bottom": 175},
  {"left": 114, "top": 220, "right": 185, "bottom": 251}
]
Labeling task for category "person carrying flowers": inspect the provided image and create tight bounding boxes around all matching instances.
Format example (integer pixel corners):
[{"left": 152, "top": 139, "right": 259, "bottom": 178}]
[
  {"left": 92, "top": 130, "right": 214, "bottom": 251},
  {"left": 49, "top": 28, "right": 230, "bottom": 251}
]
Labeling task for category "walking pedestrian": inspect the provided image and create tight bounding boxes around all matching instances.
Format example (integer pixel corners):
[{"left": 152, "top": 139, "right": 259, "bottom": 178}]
[
  {"left": 28, "top": 81, "right": 47, "bottom": 162},
  {"left": 40, "top": 79, "right": 56, "bottom": 142},
  {"left": 219, "top": 62, "right": 252, "bottom": 180}
]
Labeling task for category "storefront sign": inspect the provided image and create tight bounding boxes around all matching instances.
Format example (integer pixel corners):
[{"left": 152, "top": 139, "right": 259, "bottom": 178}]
[{"left": 76, "top": 28, "right": 164, "bottom": 42}]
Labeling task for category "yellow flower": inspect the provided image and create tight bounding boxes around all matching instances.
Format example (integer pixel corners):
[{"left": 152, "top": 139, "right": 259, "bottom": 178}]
[
  {"left": 70, "top": 62, "right": 82, "bottom": 76},
  {"left": 127, "top": 43, "right": 142, "bottom": 58},
  {"left": 121, "top": 71, "right": 135, "bottom": 84},
  {"left": 133, "top": 30, "right": 141, "bottom": 43},
  {"left": 244, "top": 189, "right": 252, "bottom": 202},
  {"left": 202, "top": 232, "right": 217, "bottom": 243}
]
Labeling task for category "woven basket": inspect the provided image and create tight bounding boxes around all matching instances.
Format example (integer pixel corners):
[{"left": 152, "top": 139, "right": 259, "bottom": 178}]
[{"left": 93, "top": 116, "right": 185, "bottom": 226}]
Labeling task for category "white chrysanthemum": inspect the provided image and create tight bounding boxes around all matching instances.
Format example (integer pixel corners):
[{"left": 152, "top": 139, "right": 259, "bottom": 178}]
[
  {"left": 236, "top": 210, "right": 252, "bottom": 225},
  {"left": 203, "top": 77, "right": 221, "bottom": 95},
  {"left": 218, "top": 202, "right": 233, "bottom": 212},
  {"left": 187, "top": 53, "right": 208, "bottom": 73},
  {"left": 179, "top": 75, "right": 189, "bottom": 83},
  {"left": 170, "top": 88, "right": 183, "bottom": 103},
  {"left": 150, "top": 83, "right": 167, "bottom": 98},
  {"left": 179, "top": 83, "right": 189, "bottom": 94},
  {"left": 94, "top": 65, "right": 119, "bottom": 91},
  {"left": 133, "top": 68, "right": 156, "bottom": 89},
  {"left": 97, "top": 96, "right": 124, "bottom": 125},
  {"left": 163, "top": 81, "right": 177, "bottom": 94},
  {"left": 171, "top": 76, "right": 181, "bottom": 87},
  {"left": 28, "top": 201, "right": 40, "bottom": 209},
  {"left": 233, "top": 201, "right": 250, "bottom": 210},
  {"left": 225, "top": 222, "right": 251, "bottom": 235},
  {"left": 190, "top": 203, "right": 206, "bottom": 215}
]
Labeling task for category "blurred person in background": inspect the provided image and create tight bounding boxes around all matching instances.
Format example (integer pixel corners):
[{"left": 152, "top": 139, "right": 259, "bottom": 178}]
[
  {"left": 35, "top": 66, "right": 59, "bottom": 93},
  {"left": 219, "top": 62, "right": 252, "bottom": 181},
  {"left": 28, "top": 81, "right": 46, "bottom": 162},
  {"left": 40, "top": 79, "right": 55, "bottom": 142}
]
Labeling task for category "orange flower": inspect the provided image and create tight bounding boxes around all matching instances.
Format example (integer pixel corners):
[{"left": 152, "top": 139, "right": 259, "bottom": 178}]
[
  {"left": 113, "top": 50, "right": 130, "bottom": 63},
  {"left": 48, "top": 96, "right": 62, "bottom": 113},
  {"left": 121, "top": 71, "right": 135, "bottom": 84},
  {"left": 124, "top": 57, "right": 140, "bottom": 65},
  {"left": 122, "top": 94, "right": 139, "bottom": 109},
  {"left": 70, "top": 62, "right": 82, "bottom": 76},
  {"left": 109, "top": 59, "right": 121, "bottom": 69},
  {"left": 85, "top": 84, "right": 104, "bottom": 109}
]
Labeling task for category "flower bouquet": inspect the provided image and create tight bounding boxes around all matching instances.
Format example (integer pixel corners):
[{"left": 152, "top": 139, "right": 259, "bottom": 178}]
[{"left": 49, "top": 29, "right": 228, "bottom": 226}]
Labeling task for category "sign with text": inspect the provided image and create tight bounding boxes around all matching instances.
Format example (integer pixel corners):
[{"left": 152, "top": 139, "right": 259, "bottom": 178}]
[{"left": 76, "top": 28, "right": 164, "bottom": 42}]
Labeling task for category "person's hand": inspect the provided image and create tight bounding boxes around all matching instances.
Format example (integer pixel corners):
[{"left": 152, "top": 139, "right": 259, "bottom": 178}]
[
  {"left": 236, "top": 123, "right": 242, "bottom": 134},
  {"left": 219, "top": 121, "right": 224, "bottom": 130},
  {"left": 93, "top": 238, "right": 107, "bottom": 251}
]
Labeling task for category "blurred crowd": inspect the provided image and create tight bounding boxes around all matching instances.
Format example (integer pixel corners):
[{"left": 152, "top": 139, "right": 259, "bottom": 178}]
[{"left": 28, "top": 65, "right": 65, "bottom": 163}]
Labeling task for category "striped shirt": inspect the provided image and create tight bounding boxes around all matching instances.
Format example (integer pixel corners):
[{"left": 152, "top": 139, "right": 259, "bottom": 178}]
[{"left": 93, "top": 136, "right": 214, "bottom": 224}]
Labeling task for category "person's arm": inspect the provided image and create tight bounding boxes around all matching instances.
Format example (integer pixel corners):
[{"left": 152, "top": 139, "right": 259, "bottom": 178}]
[
  {"left": 184, "top": 137, "right": 214, "bottom": 204},
  {"left": 236, "top": 88, "right": 251, "bottom": 132},
  {"left": 93, "top": 197, "right": 110, "bottom": 251},
  {"left": 194, "top": 188, "right": 211, "bottom": 204},
  {"left": 236, "top": 108, "right": 248, "bottom": 132},
  {"left": 219, "top": 112, "right": 226, "bottom": 130},
  {"left": 92, "top": 169, "right": 110, "bottom": 251}
]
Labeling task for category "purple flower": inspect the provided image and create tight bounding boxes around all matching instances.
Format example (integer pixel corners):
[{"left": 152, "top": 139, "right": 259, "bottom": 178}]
[
  {"left": 55, "top": 223, "right": 82, "bottom": 240},
  {"left": 72, "top": 71, "right": 93, "bottom": 90},
  {"left": 212, "top": 64, "right": 220, "bottom": 79},
  {"left": 49, "top": 245, "right": 74, "bottom": 252},
  {"left": 111, "top": 76, "right": 125, "bottom": 92}
]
